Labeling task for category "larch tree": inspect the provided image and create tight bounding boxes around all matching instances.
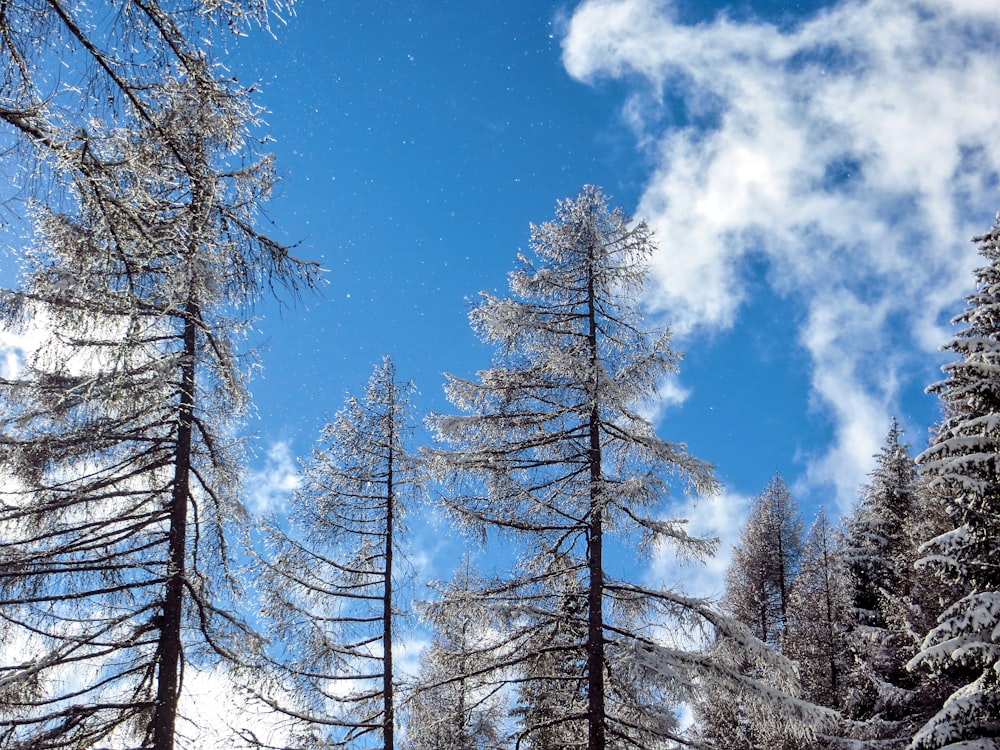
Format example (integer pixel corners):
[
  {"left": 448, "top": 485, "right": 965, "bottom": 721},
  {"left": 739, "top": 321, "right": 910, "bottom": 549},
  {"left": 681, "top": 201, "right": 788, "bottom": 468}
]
[
  {"left": 908, "top": 216, "right": 1000, "bottom": 750},
  {"left": 404, "top": 559, "right": 506, "bottom": 750},
  {"left": 785, "top": 507, "right": 851, "bottom": 714},
  {"left": 0, "top": 3, "right": 317, "bottom": 748},
  {"left": 695, "top": 476, "right": 810, "bottom": 750},
  {"left": 427, "top": 186, "right": 821, "bottom": 750},
  {"left": 257, "top": 357, "right": 418, "bottom": 749},
  {"left": 724, "top": 473, "right": 803, "bottom": 648},
  {"left": 508, "top": 553, "right": 589, "bottom": 750}
]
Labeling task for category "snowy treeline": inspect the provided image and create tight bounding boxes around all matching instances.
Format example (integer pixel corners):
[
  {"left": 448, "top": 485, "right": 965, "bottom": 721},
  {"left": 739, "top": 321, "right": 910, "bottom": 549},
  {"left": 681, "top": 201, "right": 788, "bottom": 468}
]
[
  {"left": 1, "top": 3, "right": 999, "bottom": 750},
  {"left": 694, "top": 220, "right": 1000, "bottom": 749}
]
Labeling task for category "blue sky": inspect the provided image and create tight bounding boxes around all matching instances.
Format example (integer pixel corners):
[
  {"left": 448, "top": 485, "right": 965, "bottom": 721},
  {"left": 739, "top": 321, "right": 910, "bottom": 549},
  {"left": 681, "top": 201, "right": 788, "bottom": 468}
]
[
  {"left": 221, "top": 0, "right": 1000, "bottom": 591},
  {"left": 2, "top": 1, "right": 997, "bottom": 738}
]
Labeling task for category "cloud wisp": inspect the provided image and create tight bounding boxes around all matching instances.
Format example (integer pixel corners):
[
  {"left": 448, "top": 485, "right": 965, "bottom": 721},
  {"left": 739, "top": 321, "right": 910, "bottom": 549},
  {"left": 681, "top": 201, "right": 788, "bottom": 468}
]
[
  {"left": 246, "top": 441, "right": 302, "bottom": 515},
  {"left": 563, "top": 0, "right": 1000, "bottom": 509}
]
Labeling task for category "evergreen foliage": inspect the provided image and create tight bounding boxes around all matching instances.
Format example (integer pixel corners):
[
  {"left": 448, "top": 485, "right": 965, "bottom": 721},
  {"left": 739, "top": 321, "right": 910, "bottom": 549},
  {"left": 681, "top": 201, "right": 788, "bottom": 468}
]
[
  {"left": 909, "top": 217, "right": 1000, "bottom": 750},
  {"left": 839, "top": 420, "right": 930, "bottom": 747}
]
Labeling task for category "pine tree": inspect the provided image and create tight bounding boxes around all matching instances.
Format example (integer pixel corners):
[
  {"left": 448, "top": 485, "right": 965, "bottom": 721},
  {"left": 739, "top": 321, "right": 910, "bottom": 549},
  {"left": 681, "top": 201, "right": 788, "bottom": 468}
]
[
  {"left": 427, "top": 186, "right": 822, "bottom": 750},
  {"left": 724, "top": 473, "right": 804, "bottom": 647},
  {"left": 0, "top": 6, "right": 317, "bottom": 747},
  {"left": 257, "top": 357, "right": 418, "bottom": 749},
  {"left": 908, "top": 216, "right": 1000, "bottom": 750}
]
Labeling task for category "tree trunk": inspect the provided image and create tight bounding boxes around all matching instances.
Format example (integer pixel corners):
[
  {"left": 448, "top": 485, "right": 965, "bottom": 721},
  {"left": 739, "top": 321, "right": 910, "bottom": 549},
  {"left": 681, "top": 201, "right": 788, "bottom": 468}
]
[
  {"left": 151, "top": 298, "right": 197, "bottom": 750},
  {"left": 585, "top": 244, "right": 606, "bottom": 750},
  {"left": 383, "top": 396, "right": 395, "bottom": 750}
]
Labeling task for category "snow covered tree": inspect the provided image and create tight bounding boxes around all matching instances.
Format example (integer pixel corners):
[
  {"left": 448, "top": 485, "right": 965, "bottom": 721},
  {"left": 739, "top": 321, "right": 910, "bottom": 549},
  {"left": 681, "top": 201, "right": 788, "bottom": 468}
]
[
  {"left": 837, "top": 420, "right": 930, "bottom": 746},
  {"left": 695, "top": 476, "right": 811, "bottom": 750},
  {"left": 0, "top": 5, "right": 317, "bottom": 748},
  {"left": 427, "top": 186, "right": 823, "bottom": 750},
  {"left": 404, "top": 559, "right": 506, "bottom": 750},
  {"left": 725, "top": 473, "right": 803, "bottom": 647},
  {"left": 257, "top": 357, "right": 418, "bottom": 749},
  {"left": 845, "top": 419, "right": 918, "bottom": 633},
  {"left": 785, "top": 508, "right": 851, "bottom": 712},
  {"left": 687, "top": 611, "right": 827, "bottom": 750},
  {"left": 908, "top": 217, "right": 1000, "bottom": 750}
]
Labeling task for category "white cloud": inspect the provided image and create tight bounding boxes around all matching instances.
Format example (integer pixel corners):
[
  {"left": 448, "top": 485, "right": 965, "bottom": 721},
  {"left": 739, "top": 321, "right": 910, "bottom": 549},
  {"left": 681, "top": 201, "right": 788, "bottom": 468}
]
[
  {"left": 563, "top": 0, "right": 1000, "bottom": 510},
  {"left": 0, "top": 317, "right": 46, "bottom": 379},
  {"left": 636, "top": 372, "right": 691, "bottom": 424},
  {"left": 646, "top": 490, "right": 751, "bottom": 599},
  {"left": 176, "top": 666, "right": 298, "bottom": 749},
  {"left": 246, "top": 440, "right": 301, "bottom": 514}
]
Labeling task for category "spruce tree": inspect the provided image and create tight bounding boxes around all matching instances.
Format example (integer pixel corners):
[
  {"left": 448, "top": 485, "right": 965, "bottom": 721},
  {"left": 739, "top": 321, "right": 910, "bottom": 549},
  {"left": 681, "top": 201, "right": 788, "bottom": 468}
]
[
  {"left": 840, "top": 420, "right": 926, "bottom": 746},
  {"left": 909, "top": 217, "right": 1000, "bottom": 749}
]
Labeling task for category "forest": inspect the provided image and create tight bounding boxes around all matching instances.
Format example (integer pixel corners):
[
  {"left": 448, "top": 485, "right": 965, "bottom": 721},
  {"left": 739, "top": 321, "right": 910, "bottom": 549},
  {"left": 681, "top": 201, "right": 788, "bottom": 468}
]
[{"left": 1, "top": 2, "right": 998, "bottom": 750}]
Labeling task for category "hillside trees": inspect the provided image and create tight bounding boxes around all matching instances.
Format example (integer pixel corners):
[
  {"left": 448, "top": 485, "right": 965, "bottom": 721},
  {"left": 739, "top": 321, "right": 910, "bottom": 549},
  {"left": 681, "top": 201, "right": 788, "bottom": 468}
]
[
  {"left": 427, "top": 185, "right": 822, "bottom": 750},
  {"left": 909, "top": 217, "right": 1000, "bottom": 750},
  {"left": 0, "top": 3, "right": 317, "bottom": 748},
  {"left": 257, "top": 357, "right": 418, "bottom": 749}
]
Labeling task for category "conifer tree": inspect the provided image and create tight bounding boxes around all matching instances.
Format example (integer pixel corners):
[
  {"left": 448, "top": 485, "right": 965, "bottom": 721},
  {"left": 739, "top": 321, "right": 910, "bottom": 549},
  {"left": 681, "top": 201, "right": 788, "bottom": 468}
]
[
  {"left": 257, "top": 357, "right": 417, "bottom": 749},
  {"left": 0, "top": 5, "right": 316, "bottom": 741},
  {"left": 839, "top": 420, "right": 927, "bottom": 746},
  {"left": 785, "top": 507, "right": 851, "bottom": 712},
  {"left": 845, "top": 419, "right": 918, "bottom": 633},
  {"left": 696, "top": 475, "right": 811, "bottom": 750},
  {"left": 509, "top": 554, "right": 589, "bottom": 749},
  {"left": 405, "top": 560, "right": 506, "bottom": 750},
  {"left": 909, "top": 216, "right": 1000, "bottom": 750},
  {"left": 428, "top": 186, "right": 823, "bottom": 750},
  {"left": 724, "top": 473, "right": 804, "bottom": 647}
]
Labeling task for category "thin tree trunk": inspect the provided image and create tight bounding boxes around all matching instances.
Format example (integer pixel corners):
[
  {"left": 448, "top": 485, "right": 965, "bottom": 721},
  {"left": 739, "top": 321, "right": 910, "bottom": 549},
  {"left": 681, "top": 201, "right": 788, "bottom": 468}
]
[
  {"left": 822, "top": 546, "right": 840, "bottom": 704},
  {"left": 585, "top": 244, "right": 606, "bottom": 750},
  {"left": 383, "top": 397, "right": 395, "bottom": 750},
  {"left": 151, "top": 298, "right": 197, "bottom": 750}
]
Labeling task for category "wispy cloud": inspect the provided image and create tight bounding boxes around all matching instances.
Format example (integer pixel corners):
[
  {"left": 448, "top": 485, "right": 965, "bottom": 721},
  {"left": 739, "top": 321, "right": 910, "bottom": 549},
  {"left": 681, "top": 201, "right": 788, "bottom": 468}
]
[
  {"left": 563, "top": 0, "right": 1000, "bottom": 510},
  {"left": 246, "top": 441, "right": 301, "bottom": 514},
  {"left": 646, "top": 490, "right": 751, "bottom": 599}
]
